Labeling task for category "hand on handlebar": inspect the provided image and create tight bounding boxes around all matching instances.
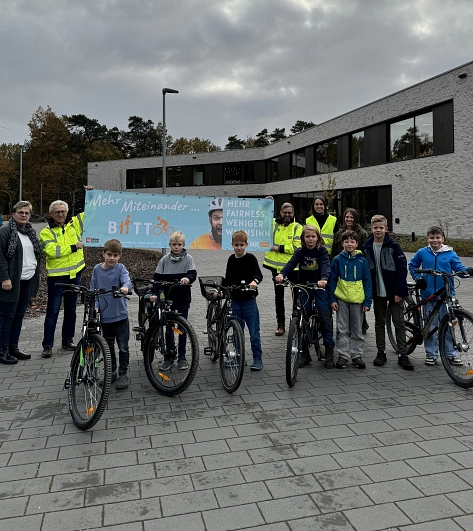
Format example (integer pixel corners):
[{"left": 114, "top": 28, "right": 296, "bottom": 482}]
[{"left": 275, "top": 274, "right": 284, "bottom": 283}]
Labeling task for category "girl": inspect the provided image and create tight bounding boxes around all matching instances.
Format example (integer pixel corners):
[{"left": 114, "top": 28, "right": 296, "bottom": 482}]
[
  {"left": 331, "top": 208, "right": 368, "bottom": 259},
  {"left": 276, "top": 225, "right": 335, "bottom": 369}
]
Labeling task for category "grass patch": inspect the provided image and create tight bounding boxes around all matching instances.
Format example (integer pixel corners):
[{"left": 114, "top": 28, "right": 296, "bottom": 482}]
[{"left": 392, "top": 234, "right": 473, "bottom": 257}]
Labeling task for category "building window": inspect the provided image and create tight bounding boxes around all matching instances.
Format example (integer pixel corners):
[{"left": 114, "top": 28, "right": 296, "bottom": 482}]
[
  {"left": 390, "top": 111, "right": 433, "bottom": 162},
  {"left": 193, "top": 165, "right": 205, "bottom": 185},
  {"left": 351, "top": 131, "right": 364, "bottom": 168},
  {"left": 166, "top": 167, "right": 182, "bottom": 187},
  {"left": 316, "top": 140, "right": 338, "bottom": 174},
  {"left": 268, "top": 158, "right": 278, "bottom": 182},
  {"left": 224, "top": 162, "right": 254, "bottom": 184},
  {"left": 126, "top": 168, "right": 160, "bottom": 189},
  {"left": 291, "top": 149, "right": 305, "bottom": 179}
]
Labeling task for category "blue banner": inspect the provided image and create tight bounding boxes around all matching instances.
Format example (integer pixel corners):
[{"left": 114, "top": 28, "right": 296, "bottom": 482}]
[{"left": 83, "top": 190, "right": 274, "bottom": 251}]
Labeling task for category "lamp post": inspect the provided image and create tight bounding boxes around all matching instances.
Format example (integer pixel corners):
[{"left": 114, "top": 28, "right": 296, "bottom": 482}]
[
  {"left": 162, "top": 88, "right": 179, "bottom": 195},
  {"left": 19, "top": 144, "right": 23, "bottom": 201},
  {"left": 0, "top": 189, "right": 12, "bottom": 213}
]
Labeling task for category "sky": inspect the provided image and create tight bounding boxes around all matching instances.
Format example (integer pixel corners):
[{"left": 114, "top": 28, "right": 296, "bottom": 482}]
[{"left": 1, "top": 0, "right": 473, "bottom": 150}]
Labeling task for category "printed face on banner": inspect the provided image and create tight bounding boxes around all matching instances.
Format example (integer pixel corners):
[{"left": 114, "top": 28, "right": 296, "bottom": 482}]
[{"left": 82, "top": 191, "right": 274, "bottom": 251}]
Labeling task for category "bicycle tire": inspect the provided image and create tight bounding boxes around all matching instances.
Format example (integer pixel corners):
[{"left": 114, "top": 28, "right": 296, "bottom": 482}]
[
  {"left": 143, "top": 314, "right": 199, "bottom": 396},
  {"left": 439, "top": 309, "right": 473, "bottom": 388},
  {"left": 219, "top": 317, "right": 245, "bottom": 393},
  {"left": 386, "top": 296, "right": 418, "bottom": 355},
  {"left": 68, "top": 333, "right": 111, "bottom": 430},
  {"left": 312, "top": 316, "right": 322, "bottom": 361},
  {"left": 206, "top": 301, "right": 219, "bottom": 362},
  {"left": 138, "top": 297, "right": 146, "bottom": 328},
  {"left": 286, "top": 316, "right": 301, "bottom": 387}
]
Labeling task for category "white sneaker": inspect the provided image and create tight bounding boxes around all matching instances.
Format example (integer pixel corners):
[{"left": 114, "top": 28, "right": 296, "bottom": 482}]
[
  {"left": 448, "top": 357, "right": 463, "bottom": 366},
  {"left": 425, "top": 357, "right": 438, "bottom": 365}
]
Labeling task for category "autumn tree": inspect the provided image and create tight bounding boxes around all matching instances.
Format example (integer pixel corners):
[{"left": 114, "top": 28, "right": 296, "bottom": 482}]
[
  {"left": 225, "top": 135, "right": 246, "bottom": 150},
  {"left": 171, "top": 137, "right": 220, "bottom": 155}
]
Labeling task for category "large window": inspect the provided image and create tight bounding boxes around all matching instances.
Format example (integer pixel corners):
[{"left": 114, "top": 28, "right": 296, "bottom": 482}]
[
  {"left": 316, "top": 140, "right": 338, "bottom": 174},
  {"left": 224, "top": 162, "right": 254, "bottom": 184},
  {"left": 126, "top": 168, "right": 161, "bottom": 189},
  {"left": 390, "top": 111, "right": 433, "bottom": 161},
  {"left": 267, "top": 158, "right": 278, "bottom": 182},
  {"left": 351, "top": 131, "right": 364, "bottom": 168},
  {"left": 166, "top": 167, "right": 182, "bottom": 187},
  {"left": 193, "top": 165, "right": 205, "bottom": 186},
  {"left": 291, "top": 149, "right": 305, "bottom": 179}
]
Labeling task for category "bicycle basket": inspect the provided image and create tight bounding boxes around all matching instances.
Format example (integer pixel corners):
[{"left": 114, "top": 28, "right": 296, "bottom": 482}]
[
  {"left": 132, "top": 279, "right": 153, "bottom": 297},
  {"left": 199, "top": 276, "right": 224, "bottom": 300}
]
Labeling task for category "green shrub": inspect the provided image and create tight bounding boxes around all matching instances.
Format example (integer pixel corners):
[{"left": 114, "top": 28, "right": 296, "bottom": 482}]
[{"left": 391, "top": 234, "right": 473, "bottom": 257}]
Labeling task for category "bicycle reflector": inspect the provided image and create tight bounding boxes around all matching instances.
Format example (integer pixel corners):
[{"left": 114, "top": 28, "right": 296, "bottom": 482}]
[
  {"left": 87, "top": 407, "right": 96, "bottom": 417},
  {"left": 172, "top": 327, "right": 183, "bottom": 335},
  {"left": 158, "top": 373, "right": 171, "bottom": 381}
]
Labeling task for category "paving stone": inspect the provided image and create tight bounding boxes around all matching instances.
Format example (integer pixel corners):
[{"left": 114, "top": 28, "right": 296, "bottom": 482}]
[
  {"left": 287, "top": 454, "right": 341, "bottom": 475},
  {"left": 0, "top": 436, "right": 48, "bottom": 454},
  {"left": 183, "top": 439, "right": 229, "bottom": 457},
  {"left": 315, "top": 467, "right": 373, "bottom": 490},
  {"left": 374, "top": 429, "right": 423, "bottom": 445},
  {"left": 43, "top": 505, "right": 103, "bottom": 531},
  {"left": 144, "top": 513, "right": 206, "bottom": 531},
  {"left": 90, "top": 451, "right": 138, "bottom": 469},
  {"left": 192, "top": 467, "right": 245, "bottom": 490},
  {"left": 104, "top": 498, "right": 162, "bottom": 525},
  {"left": 52, "top": 470, "right": 103, "bottom": 491},
  {"left": 406, "top": 454, "right": 463, "bottom": 475},
  {"left": 240, "top": 461, "right": 295, "bottom": 482},
  {"left": 268, "top": 429, "right": 315, "bottom": 446},
  {"left": 288, "top": 512, "right": 356, "bottom": 531},
  {"left": 311, "top": 485, "right": 374, "bottom": 513},
  {"left": 361, "top": 461, "right": 419, "bottom": 482},
  {"left": 409, "top": 471, "right": 471, "bottom": 496},
  {"left": 8, "top": 447, "right": 59, "bottom": 466},
  {"left": 0, "top": 463, "right": 38, "bottom": 482},
  {"left": 248, "top": 443, "right": 298, "bottom": 463},
  {"left": 397, "top": 494, "right": 464, "bottom": 523},
  {"left": 155, "top": 456, "right": 205, "bottom": 478},
  {"left": 202, "top": 503, "right": 265, "bottom": 531},
  {"left": 141, "top": 475, "right": 194, "bottom": 497},
  {"left": 106, "top": 463, "right": 156, "bottom": 484},
  {"left": 309, "top": 425, "right": 356, "bottom": 440},
  {"left": 0, "top": 477, "right": 52, "bottom": 498},
  {"left": 27, "top": 488, "right": 85, "bottom": 514},
  {"left": 214, "top": 480, "right": 272, "bottom": 507},
  {"left": 361, "top": 478, "right": 423, "bottom": 503},
  {"left": 332, "top": 449, "right": 386, "bottom": 467},
  {"left": 259, "top": 494, "right": 321, "bottom": 523},
  {"left": 0, "top": 515, "right": 43, "bottom": 531},
  {"left": 344, "top": 502, "right": 411, "bottom": 531},
  {"left": 265, "top": 474, "right": 323, "bottom": 498},
  {"left": 293, "top": 439, "right": 341, "bottom": 457},
  {"left": 58, "top": 441, "right": 105, "bottom": 459},
  {"left": 86, "top": 481, "right": 141, "bottom": 505},
  {"left": 161, "top": 488, "right": 218, "bottom": 517},
  {"left": 332, "top": 434, "right": 383, "bottom": 451},
  {"left": 416, "top": 438, "right": 470, "bottom": 456},
  {"left": 0, "top": 495, "right": 28, "bottom": 518},
  {"left": 227, "top": 433, "right": 273, "bottom": 452},
  {"left": 202, "top": 449, "right": 252, "bottom": 470},
  {"left": 374, "top": 443, "right": 428, "bottom": 462},
  {"left": 399, "top": 520, "right": 464, "bottom": 531}
]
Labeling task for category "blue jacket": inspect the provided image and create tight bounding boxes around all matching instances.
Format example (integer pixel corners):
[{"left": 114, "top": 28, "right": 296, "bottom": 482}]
[
  {"left": 362, "top": 233, "right": 408, "bottom": 300},
  {"left": 408, "top": 245, "right": 467, "bottom": 298},
  {"left": 328, "top": 251, "right": 372, "bottom": 308}
]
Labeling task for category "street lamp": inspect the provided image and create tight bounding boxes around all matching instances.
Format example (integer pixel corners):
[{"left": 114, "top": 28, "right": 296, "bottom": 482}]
[
  {"left": 19, "top": 144, "right": 23, "bottom": 201},
  {"left": 0, "top": 189, "right": 12, "bottom": 213},
  {"left": 162, "top": 87, "right": 179, "bottom": 195}
]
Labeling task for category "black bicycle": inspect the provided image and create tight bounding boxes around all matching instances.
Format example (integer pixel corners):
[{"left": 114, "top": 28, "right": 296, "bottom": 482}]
[
  {"left": 199, "top": 276, "right": 246, "bottom": 393},
  {"left": 386, "top": 268, "right": 473, "bottom": 388},
  {"left": 58, "top": 283, "right": 127, "bottom": 430},
  {"left": 133, "top": 278, "right": 199, "bottom": 396},
  {"left": 281, "top": 280, "right": 324, "bottom": 387}
]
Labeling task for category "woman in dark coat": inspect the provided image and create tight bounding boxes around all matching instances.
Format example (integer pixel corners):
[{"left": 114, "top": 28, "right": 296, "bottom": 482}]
[{"left": 0, "top": 201, "right": 41, "bottom": 364}]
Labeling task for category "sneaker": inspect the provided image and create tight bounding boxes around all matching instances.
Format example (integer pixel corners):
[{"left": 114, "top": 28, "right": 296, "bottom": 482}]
[
  {"left": 398, "top": 355, "right": 414, "bottom": 371},
  {"left": 352, "top": 357, "right": 366, "bottom": 369},
  {"left": 116, "top": 374, "right": 129, "bottom": 390},
  {"left": 41, "top": 348, "right": 53, "bottom": 358},
  {"left": 298, "top": 354, "right": 312, "bottom": 368},
  {"left": 448, "top": 357, "right": 463, "bottom": 366},
  {"left": 275, "top": 325, "right": 285, "bottom": 336},
  {"left": 425, "top": 357, "right": 438, "bottom": 366},
  {"left": 336, "top": 356, "right": 349, "bottom": 369},
  {"left": 250, "top": 360, "right": 263, "bottom": 371},
  {"left": 178, "top": 358, "right": 189, "bottom": 370},
  {"left": 373, "top": 351, "right": 387, "bottom": 366},
  {"left": 159, "top": 359, "right": 174, "bottom": 371},
  {"left": 111, "top": 370, "right": 118, "bottom": 383}
]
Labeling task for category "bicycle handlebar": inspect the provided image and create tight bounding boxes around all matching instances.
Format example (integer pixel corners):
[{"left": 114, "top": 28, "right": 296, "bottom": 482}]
[
  {"left": 54, "top": 283, "right": 129, "bottom": 299},
  {"left": 279, "top": 279, "right": 326, "bottom": 291},
  {"left": 414, "top": 268, "right": 471, "bottom": 278}
]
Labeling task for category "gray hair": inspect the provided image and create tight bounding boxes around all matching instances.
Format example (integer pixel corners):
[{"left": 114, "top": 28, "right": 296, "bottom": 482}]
[
  {"left": 49, "top": 200, "right": 69, "bottom": 213},
  {"left": 280, "top": 202, "right": 294, "bottom": 212},
  {"left": 13, "top": 201, "right": 33, "bottom": 213}
]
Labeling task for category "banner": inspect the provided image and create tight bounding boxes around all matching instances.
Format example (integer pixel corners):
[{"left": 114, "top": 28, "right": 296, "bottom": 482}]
[{"left": 83, "top": 190, "right": 274, "bottom": 251}]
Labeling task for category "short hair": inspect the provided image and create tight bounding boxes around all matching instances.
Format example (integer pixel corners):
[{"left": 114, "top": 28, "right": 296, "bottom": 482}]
[
  {"left": 170, "top": 231, "right": 185, "bottom": 244},
  {"left": 343, "top": 208, "right": 360, "bottom": 229},
  {"left": 280, "top": 202, "right": 294, "bottom": 213},
  {"left": 427, "top": 226, "right": 445, "bottom": 237},
  {"left": 371, "top": 214, "right": 388, "bottom": 226},
  {"left": 301, "top": 224, "right": 324, "bottom": 248},
  {"left": 103, "top": 239, "right": 123, "bottom": 254},
  {"left": 232, "top": 230, "right": 248, "bottom": 244},
  {"left": 13, "top": 201, "right": 32, "bottom": 213},
  {"left": 49, "top": 200, "right": 69, "bottom": 213},
  {"left": 341, "top": 230, "right": 358, "bottom": 242}
]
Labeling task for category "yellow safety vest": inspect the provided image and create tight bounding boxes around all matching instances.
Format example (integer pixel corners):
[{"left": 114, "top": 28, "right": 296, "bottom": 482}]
[
  {"left": 305, "top": 214, "right": 337, "bottom": 253},
  {"left": 40, "top": 213, "right": 85, "bottom": 278},
  {"left": 263, "top": 219, "right": 302, "bottom": 272}
]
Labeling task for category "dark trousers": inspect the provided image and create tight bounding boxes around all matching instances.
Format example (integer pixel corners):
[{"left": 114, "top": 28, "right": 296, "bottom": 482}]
[
  {"left": 102, "top": 318, "right": 130, "bottom": 375},
  {"left": 165, "top": 308, "right": 189, "bottom": 359},
  {"left": 43, "top": 274, "right": 82, "bottom": 348},
  {"left": 271, "top": 269, "right": 298, "bottom": 325},
  {"left": 373, "top": 296, "right": 407, "bottom": 354},
  {"left": 299, "top": 288, "right": 335, "bottom": 348},
  {"left": 0, "top": 278, "right": 34, "bottom": 352}
]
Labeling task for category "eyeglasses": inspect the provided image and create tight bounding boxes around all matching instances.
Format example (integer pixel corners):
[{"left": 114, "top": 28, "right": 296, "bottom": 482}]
[
  {"left": 16, "top": 211, "right": 31, "bottom": 216},
  {"left": 51, "top": 210, "right": 66, "bottom": 215},
  {"left": 281, "top": 211, "right": 294, "bottom": 215}
]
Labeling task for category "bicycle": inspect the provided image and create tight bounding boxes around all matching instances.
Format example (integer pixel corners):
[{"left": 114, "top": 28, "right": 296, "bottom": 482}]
[
  {"left": 386, "top": 268, "right": 473, "bottom": 388},
  {"left": 58, "top": 283, "right": 128, "bottom": 430},
  {"left": 281, "top": 280, "right": 325, "bottom": 387},
  {"left": 133, "top": 278, "right": 199, "bottom": 396},
  {"left": 199, "top": 276, "right": 246, "bottom": 393}
]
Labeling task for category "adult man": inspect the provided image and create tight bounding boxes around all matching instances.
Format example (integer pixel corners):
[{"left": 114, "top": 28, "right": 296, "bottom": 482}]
[
  {"left": 263, "top": 202, "right": 302, "bottom": 335},
  {"left": 40, "top": 186, "right": 92, "bottom": 358},
  {"left": 189, "top": 198, "right": 223, "bottom": 250}
]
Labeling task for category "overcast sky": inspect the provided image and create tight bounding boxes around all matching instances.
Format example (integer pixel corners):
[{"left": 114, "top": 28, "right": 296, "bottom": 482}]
[{"left": 1, "top": 0, "right": 472, "bottom": 150}]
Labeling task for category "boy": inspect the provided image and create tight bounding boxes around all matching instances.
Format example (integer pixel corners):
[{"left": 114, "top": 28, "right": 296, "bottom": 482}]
[
  {"left": 409, "top": 226, "right": 473, "bottom": 365},
  {"left": 223, "top": 230, "right": 264, "bottom": 371},
  {"left": 362, "top": 215, "right": 414, "bottom": 371},
  {"left": 150, "top": 232, "right": 196, "bottom": 371},
  {"left": 90, "top": 239, "right": 132, "bottom": 390},
  {"left": 328, "top": 231, "right": 372, "bottom": 369}
]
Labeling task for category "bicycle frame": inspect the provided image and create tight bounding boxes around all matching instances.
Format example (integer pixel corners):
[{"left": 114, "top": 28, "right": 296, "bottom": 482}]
[
  {"left": 288, "top": 281, "right": 323, "bottom": 347},
  {"left": 206, "top": 288, "right": 234, "bottom": 356}
]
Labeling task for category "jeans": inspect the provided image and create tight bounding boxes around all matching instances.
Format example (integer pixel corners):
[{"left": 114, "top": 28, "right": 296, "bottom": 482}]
[
  {"left": 101, "top": 318, "right": 130, "bottom": 375},
  {"left": 43, "top": 274, "right": 82, "bottom": 348},
  {"left": 0, "top": 278, "right": 34, "bottom": 352},
  {"left": 299, "top": 288, "right": 335, "bottom": 348},
  {"left": 373, "top": 296, "right": 406, "bottom": 354},
  {"left": 231, "top": 298, "right": 262, "bottom": 362},
  {"left": 423, "top": 300, "right": 455, "bottom": 358}
]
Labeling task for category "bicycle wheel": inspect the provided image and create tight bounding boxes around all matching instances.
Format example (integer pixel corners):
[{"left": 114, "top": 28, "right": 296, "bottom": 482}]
[
  {"left": 206, "top": 301, "right": 219, "bottom": 362},
  {"left": 386, "top": 296, "right": 418, "bottom": 355},
  {"left": 143, "top": 314, "right": 199, "bottom": 396},
  {"left": 286, "top": 316, "right": 301, "bottom": 387},
  {"left": 68, "top": 333, "right": 111, "bottom": 430},
  {"left": 219, "top": 317, "right": 245, "bottom": 393},
  {"left": 439, "top": 309, "right": 473, "bottom": 388}
]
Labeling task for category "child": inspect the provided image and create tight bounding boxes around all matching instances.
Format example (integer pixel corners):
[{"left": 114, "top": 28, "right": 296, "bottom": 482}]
[
  {"left": 223, "top": 230, "right": 264, "bottom": 371},
  {"left": 276, "top": 224, "right": 335, "bottom": 369},
  {"left": 150, "top": 231, "right": 196, "bottom": 371},
  {"left": 328, "top": 230, "right": 372, "bottom": 369},
  {"left": 90, "top": 239, "right": 132, "bottom": 390},
  {"left": 362, "top": 215, "right": 414, "bottom": 371},
  {"left": 408, "top": 226, "right": 473, "bottom": 365}
]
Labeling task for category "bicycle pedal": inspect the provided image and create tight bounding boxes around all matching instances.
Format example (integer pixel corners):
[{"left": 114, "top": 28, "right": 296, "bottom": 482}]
[
  {"left": 135, "top": 332, "right": 143, "bottom": 341},
  {"left": 204, "top": 347, "right": 214, "bottom": 356},
  {"left": 132, "top": 326, "right": 142, "bottom": 332},
  {"left": 64, "top": 378, "right": 70, "bottom": 390}
]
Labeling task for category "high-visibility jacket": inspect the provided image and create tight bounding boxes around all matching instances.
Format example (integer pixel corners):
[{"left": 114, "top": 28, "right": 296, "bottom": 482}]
[
  {"left": 263, "top": 219, "right": 302, "bottom": 273},
  {"left": 305, "top": 214, "right": 337, "bottom": 253},
  {"left": 40, "top": 213, "right": 85, "bottom": 278}
]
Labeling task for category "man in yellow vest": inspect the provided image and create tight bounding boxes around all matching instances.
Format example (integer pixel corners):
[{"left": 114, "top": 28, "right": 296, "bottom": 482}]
[
  {"left": 40, "top": 186, "right": 93, "bottom": 358},
  {"left": 263, "top": 202, "right": 302, "bottom": 336},
  {"left": 306, "top": 196, "right": 339, "bottom": 255}
]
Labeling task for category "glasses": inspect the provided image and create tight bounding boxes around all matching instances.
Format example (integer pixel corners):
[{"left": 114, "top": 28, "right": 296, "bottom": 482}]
[
  {"left": 51, "top": 210, "right": 66, "bottom": 215},
  {"left": 16, "top": 211, "right": 30, "bottom": 216}
]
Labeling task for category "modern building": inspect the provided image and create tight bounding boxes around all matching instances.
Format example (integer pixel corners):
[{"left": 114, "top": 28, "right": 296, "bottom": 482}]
[{"left": 89, "top": 60, "right": 473, "bottom": 238}]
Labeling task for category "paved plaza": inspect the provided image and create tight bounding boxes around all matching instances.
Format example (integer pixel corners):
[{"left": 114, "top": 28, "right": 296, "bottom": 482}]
[{"left": 1, "top": 249, "right": 473, "bottom": 530}]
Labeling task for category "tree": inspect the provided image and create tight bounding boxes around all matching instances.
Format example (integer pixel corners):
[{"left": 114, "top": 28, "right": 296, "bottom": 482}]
[
  {"left": 254, "top": 129, "right": 270, "bottom": 147},
  {"left": 171, "top": 137, "right": 220, "bottom": 155},
  {"left": 290, "top": 120, "right": 315, "bottom": 134},
  {"left": 270, "top": 128, "right": 286, "bottom": 143},
  {"left": 319, "top": 171, "right": 337, "bottom": 212},
  {"left": 225, "top": 135, "right": 246, "bottom": 150}
]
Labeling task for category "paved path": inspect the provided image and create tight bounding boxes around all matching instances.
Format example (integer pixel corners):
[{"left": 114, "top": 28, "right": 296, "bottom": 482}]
[{"left": 2, "top": 251, "right": 473, "bottom": 530}]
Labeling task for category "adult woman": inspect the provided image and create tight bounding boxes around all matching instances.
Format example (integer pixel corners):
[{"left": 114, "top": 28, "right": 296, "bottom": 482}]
[
  {"left": 0, "top": 201, "right": 41, "bottom": 364},
  {"left": 331, "top": 208, "right": 368, "bottom": 259},
  {"left": 305, "top": 196, "right": 339, "bottom": 255}
]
